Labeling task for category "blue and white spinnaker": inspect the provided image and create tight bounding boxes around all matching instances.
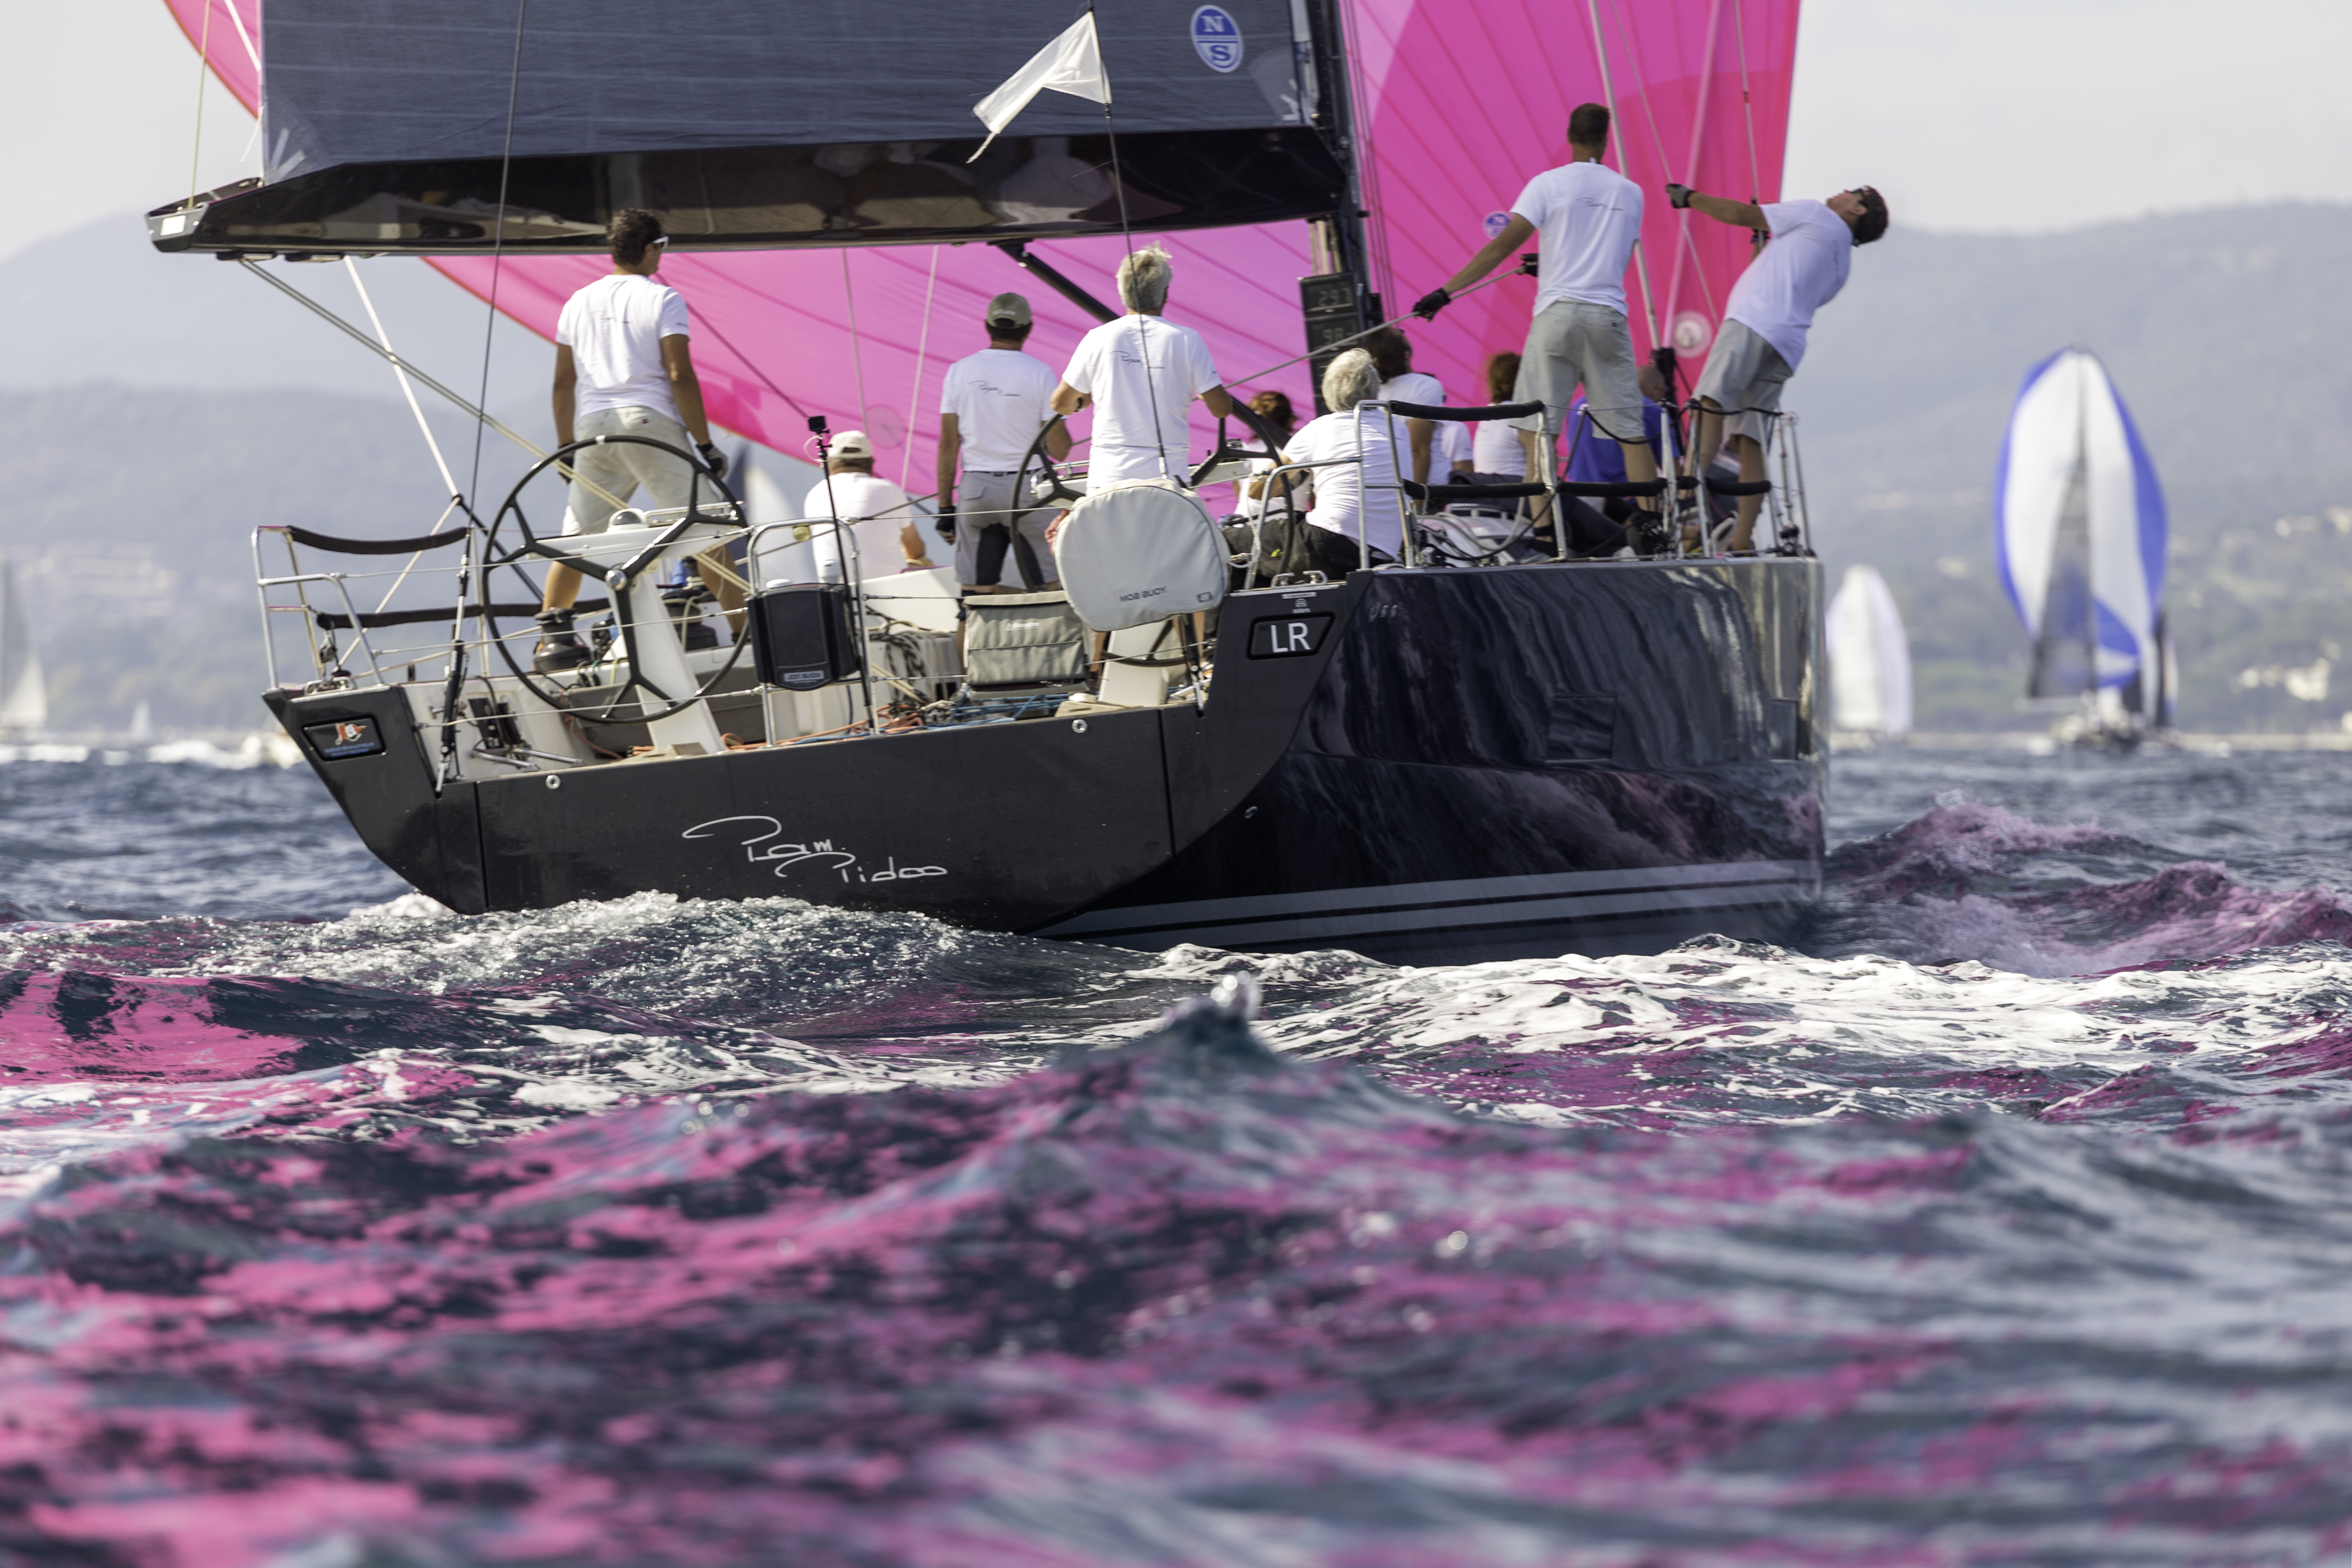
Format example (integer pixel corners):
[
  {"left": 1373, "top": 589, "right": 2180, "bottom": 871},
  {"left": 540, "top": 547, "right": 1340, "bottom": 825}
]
[{"left": 1994, "top": 349, "right": 2167, "bottom": 713}]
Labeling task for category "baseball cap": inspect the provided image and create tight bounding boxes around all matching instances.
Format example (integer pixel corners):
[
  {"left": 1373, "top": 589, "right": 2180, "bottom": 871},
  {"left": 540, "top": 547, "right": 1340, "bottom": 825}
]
[
  {"left": 832, "top": 429, "right": 876, "bottom": 459},
  {"left": 984, "top": 291, "right": 1033, "bottom": 329}
]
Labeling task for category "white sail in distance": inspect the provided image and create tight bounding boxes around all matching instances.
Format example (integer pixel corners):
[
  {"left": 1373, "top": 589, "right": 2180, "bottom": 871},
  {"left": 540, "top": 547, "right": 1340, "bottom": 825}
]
[
  {"left": 1994, "top": 348, "right": 2167, "bottom": 711},
  {"left": 1826, "top": 564, "right": 1912, "bottom": 736},
  {"left": 0, "top": 564, "right": 47, "bottom": 733}
]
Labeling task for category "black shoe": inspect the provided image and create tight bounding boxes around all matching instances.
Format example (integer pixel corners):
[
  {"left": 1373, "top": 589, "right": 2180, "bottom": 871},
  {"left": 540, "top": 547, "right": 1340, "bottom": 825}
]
[
  {"left": 663, "top": 584, "right": 721, "bottom": 651},
  {"left": 1627, "top": 509, "right": 1671, "bottom": 557},
  {"left": 533, "top": 611, "right": 591, "bottom": 675}
]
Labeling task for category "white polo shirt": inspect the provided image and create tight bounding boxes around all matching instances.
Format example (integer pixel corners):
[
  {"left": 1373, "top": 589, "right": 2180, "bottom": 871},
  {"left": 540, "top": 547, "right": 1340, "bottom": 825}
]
[
  {"left": 940, "top": 348, "right": 1060, "bottom": 473},
  {"left": 557, "top": 273, "right": 692, "bottom": 424},
  {"left": 1509, "top": 160, "right": 1643, "bottom": 317},
  {"left": 1723, "top": 199, "right": 1855, "bottom": 371},
  {"left": 1061, "top": 314, "right": 1223, "bottom": 487}
]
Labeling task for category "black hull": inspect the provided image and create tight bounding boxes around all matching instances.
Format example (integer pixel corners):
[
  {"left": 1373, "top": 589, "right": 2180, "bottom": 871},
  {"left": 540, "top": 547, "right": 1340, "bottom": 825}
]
[{"left": 272, "top": 559, "right": 1824, "bottom": 966}]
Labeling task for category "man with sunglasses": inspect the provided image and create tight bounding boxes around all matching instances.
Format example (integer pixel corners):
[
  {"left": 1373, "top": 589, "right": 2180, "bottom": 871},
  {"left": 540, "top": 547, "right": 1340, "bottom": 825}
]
[
  {"left": 1665, "top": 184, "right": 1888, "bottom": 550},
  {"left": 535, "top": 208, "right": 740, "bottom": 673}
]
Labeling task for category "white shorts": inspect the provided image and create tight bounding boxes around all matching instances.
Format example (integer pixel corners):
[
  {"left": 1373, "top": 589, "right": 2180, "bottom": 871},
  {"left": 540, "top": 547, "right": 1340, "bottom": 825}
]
[
  {"left": 1514, "top": 300, "right": 1646, "bottom": 444},
  {"left": 1694, "top": 320, "right": 1793, "bottom": 445},
  {"left": 564, "top": 406, "right": 699, "bottom": 534}
]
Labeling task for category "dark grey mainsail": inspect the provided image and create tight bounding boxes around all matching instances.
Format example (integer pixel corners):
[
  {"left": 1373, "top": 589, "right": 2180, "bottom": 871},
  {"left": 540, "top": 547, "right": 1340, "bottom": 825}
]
[{"left": 153, "top": 0, "right": 1346, "bottom": 255}]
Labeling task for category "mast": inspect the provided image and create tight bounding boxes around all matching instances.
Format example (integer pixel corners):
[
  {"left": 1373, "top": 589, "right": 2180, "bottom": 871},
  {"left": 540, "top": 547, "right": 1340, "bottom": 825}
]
[{"left": 1298, "top": 0, "right": 1376, "bottom": 410}]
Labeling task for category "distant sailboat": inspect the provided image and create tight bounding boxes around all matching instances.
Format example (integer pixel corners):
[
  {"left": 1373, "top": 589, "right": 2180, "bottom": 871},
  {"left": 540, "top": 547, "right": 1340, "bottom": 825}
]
[
  {"left": 0, "top": 564, "right": 48, "bottom": 736},
  {"left": 1995, "top": 348, "right": 2169, "bottom": 746},
  {"left": 129, "top": 701, "right": 155, "bottom": 743},
  {"left": 1826, "top": 564, "right": 1912, "bottom": 742}
]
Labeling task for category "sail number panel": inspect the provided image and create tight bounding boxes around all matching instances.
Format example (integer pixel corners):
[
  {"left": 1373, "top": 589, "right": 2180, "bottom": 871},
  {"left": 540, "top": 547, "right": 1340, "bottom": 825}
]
[{"left": 1248, "top": 614, "right": 1334, "bottom": 659}]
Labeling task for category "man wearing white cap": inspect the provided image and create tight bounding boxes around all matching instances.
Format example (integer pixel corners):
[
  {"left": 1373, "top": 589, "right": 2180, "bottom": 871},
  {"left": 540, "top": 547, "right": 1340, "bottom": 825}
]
[
  {"left": 801, "top": 430, "right": 934, "bottom": 578},
  {"left": 935, "top": 291, "right": 1070, "bottom": 593}
]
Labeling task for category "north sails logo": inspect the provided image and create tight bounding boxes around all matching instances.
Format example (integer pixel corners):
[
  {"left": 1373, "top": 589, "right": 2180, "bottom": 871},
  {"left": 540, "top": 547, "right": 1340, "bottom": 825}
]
[{"left": 1190, "top": 6, "right": 1242, "bottom": 72}]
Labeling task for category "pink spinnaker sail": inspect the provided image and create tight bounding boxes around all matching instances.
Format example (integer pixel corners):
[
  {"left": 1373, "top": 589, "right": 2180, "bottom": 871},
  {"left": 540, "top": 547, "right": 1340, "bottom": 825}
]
[{"left": 165, "top": 0, "right": 1795, "bottom": 474}]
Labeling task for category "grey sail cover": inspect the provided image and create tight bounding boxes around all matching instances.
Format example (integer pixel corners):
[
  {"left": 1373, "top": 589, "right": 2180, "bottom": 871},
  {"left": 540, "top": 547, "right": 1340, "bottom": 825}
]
[
  {"left": 261, "top": 0, "right": 1311, "bottom": 178},
  {"left": 1052, "top": 479, "right": 1227, "bottom": 632}
]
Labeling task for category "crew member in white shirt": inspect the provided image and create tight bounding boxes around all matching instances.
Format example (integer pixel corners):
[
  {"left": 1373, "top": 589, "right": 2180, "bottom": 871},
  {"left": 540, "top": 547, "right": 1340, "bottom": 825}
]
[
  {"left": 1668, "top": 182, "right": 1887, "bottom": 549},
  {"left": 1362, "top": 326, "right": 1471, "bottom": 486},
  {"left": 1465, "top": 351, "right": 1527, "bottom": 482},
  {"left": 1260, "top": 348, "right": 1405, "bottom": 560},
  {"left": 801, "top": 430, "right": 931, "bottom": 579},
  {"left": 1050, "top": 245, "right": 1237, "bottom": 486},
  {"left": 1412, "top": 104, "right": 1661, "bottom": 546},
  {"left": 934, "top": 292, "right": 1070, "bottom": 594},
  {"left": 536, "top": 209, "right": 739, "bottom": 674}
]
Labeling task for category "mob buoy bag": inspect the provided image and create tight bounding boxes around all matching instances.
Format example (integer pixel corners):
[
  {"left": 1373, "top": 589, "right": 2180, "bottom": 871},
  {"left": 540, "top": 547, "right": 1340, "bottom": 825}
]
[{"left": 1050, "top": 478, "right": 1229, "bottom": 633}]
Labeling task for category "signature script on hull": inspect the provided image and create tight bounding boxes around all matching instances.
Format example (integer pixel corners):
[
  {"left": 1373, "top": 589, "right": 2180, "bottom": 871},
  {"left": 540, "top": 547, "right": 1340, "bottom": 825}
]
[{"left": 681, "top": 816, "right": 946, "bottom": 883}]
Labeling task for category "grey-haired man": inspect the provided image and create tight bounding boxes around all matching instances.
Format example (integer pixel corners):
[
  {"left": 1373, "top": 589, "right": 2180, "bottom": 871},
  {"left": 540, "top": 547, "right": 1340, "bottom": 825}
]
[{"left": 935, "top": 292, "right": 1070, "bottom": 593}]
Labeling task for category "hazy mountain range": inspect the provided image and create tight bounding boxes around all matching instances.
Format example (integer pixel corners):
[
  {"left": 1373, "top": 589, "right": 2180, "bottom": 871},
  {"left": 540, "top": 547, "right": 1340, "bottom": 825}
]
[{"left": 3, "top": 204, "right": 2350, "bottom": 733}]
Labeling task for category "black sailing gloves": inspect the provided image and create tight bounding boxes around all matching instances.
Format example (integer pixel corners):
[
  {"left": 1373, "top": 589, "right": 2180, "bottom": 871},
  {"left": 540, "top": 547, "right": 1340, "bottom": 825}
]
[
  {"left": 1665, "top": 183, "right": 1695, "bottom": 209},
  {"left": 696, "top": 442, "right": 730, "bottom": 480},
  {"left": 1412, "top": 287, "right": 1452, "bottom": 321},
  {"left": 936, "top": 502, "right": 957, "bottom": 542}
]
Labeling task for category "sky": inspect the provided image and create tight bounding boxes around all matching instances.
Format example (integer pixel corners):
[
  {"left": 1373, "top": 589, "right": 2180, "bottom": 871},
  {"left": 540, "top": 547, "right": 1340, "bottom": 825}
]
[{"left": 8, "top": 0, "right": 2350, "bottom": 258}]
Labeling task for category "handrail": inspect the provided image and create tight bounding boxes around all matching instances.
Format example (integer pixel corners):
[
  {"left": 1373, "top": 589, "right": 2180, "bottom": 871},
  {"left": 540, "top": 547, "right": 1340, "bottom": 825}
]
[{"left": 285, "top": 525, "right": 471, "bottom": 555}]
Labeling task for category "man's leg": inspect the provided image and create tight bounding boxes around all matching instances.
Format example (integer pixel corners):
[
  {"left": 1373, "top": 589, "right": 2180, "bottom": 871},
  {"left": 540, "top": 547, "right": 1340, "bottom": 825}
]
[
  {"left": 1511, "top": 307, "right": 1573, "bottom": 539},
  {"left": 694, "top": 549, "right": 748, "bottom": 634},
  {"left": 541, "top": 440, "right": 629, "bottom": 612},
  {"left": 536, "top": 416, "right": 637, "bottom": 670},
  {"left": 1728, "top": 433, "right": 1769, "bottom": 551}
]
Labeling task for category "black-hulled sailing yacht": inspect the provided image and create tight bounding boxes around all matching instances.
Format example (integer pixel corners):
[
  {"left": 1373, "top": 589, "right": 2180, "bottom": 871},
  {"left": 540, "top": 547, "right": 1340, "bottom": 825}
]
[{"left": 152, "top": 0, "right": 1824, "bottom": 964}]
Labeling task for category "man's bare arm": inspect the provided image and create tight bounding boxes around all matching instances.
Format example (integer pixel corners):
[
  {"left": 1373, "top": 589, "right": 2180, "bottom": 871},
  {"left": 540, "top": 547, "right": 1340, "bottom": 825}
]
[
  {"left": 1440, "top": 214, "right": 1536, "bottom": 297},
  {"left": 1684, "top": 191, "right": 1767, "bottom": 231},
  {"left": 552, "top": 345, "right": 578, "bottom": 447},
  {"left": 1050, "top": 381, "right": 1088, "bottom": 416},
  {"left": 1201, "top": 385, "right": 1236, "bottom": 420},
  {"left": 660, "top": 335, "right": 713, "bottom": 445},
  {"left": 1045, "top": 419, "right": 1072, "bottom": 460},
  {"left": 935, "top": 413, "right": 960, "bottom": 505}
]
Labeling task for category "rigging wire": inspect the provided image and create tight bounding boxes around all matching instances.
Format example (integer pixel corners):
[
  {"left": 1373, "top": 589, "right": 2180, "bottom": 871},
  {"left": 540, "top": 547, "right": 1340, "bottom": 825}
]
[
  {"left": 1583, "top": 0, "right": 1662, "bottom": 355},
  {"left": 1087, "top": 0, "right": 1173, "bottom": 485},
  {"left": 215, "top": 0, "right": 259, "bottom": 73},
  {"left": 344, "top": 259, "right": 460, "bottom": 501},
  {"left": 185, "top": 0, "right": 214, "bottom": 207},
  {"left": 1582, "top": 16, "right": 1658, "bottom": 350},
  {"left": 1733, "top": 0, "right": 1765, "bottom": 202},
  {"left": 840, "top": 249, "right": 871, "bottom": 432},
  {"left": 1611, "top": 0, "right": 1715, "bottom": 335},
  {"left": 899, "top": 247, "right": 943, "bottom": 491},
  {"left": 465, "top": 0, "right": 531, "bottom": 514}
]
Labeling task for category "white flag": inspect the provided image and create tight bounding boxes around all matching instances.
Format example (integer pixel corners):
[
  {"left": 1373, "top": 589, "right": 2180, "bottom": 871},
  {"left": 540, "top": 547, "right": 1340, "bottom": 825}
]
[{"left": 968, "top": 13, "right": 1111, "bottom": 162}]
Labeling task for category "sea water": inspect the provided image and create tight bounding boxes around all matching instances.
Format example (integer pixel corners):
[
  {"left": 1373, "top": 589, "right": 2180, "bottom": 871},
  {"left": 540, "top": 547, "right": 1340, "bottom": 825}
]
[{"left": 0, "top": 748, "right": 2346, "bottom": 1565}]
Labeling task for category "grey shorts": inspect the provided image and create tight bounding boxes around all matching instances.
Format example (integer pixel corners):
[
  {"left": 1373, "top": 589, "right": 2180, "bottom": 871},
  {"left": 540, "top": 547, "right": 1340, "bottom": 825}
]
[
  {"left": 1694, "top": 320, "right": 1793, "bottom": 445},
  {"left": 957, "top": 469, "right": 1061, "bottom": 588},
  {"left": 1513, "top": 299, "right": 1647, "bottom": 444},
  {"left": 565, "top": 406, "right": 697, "bottom": 533}
]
